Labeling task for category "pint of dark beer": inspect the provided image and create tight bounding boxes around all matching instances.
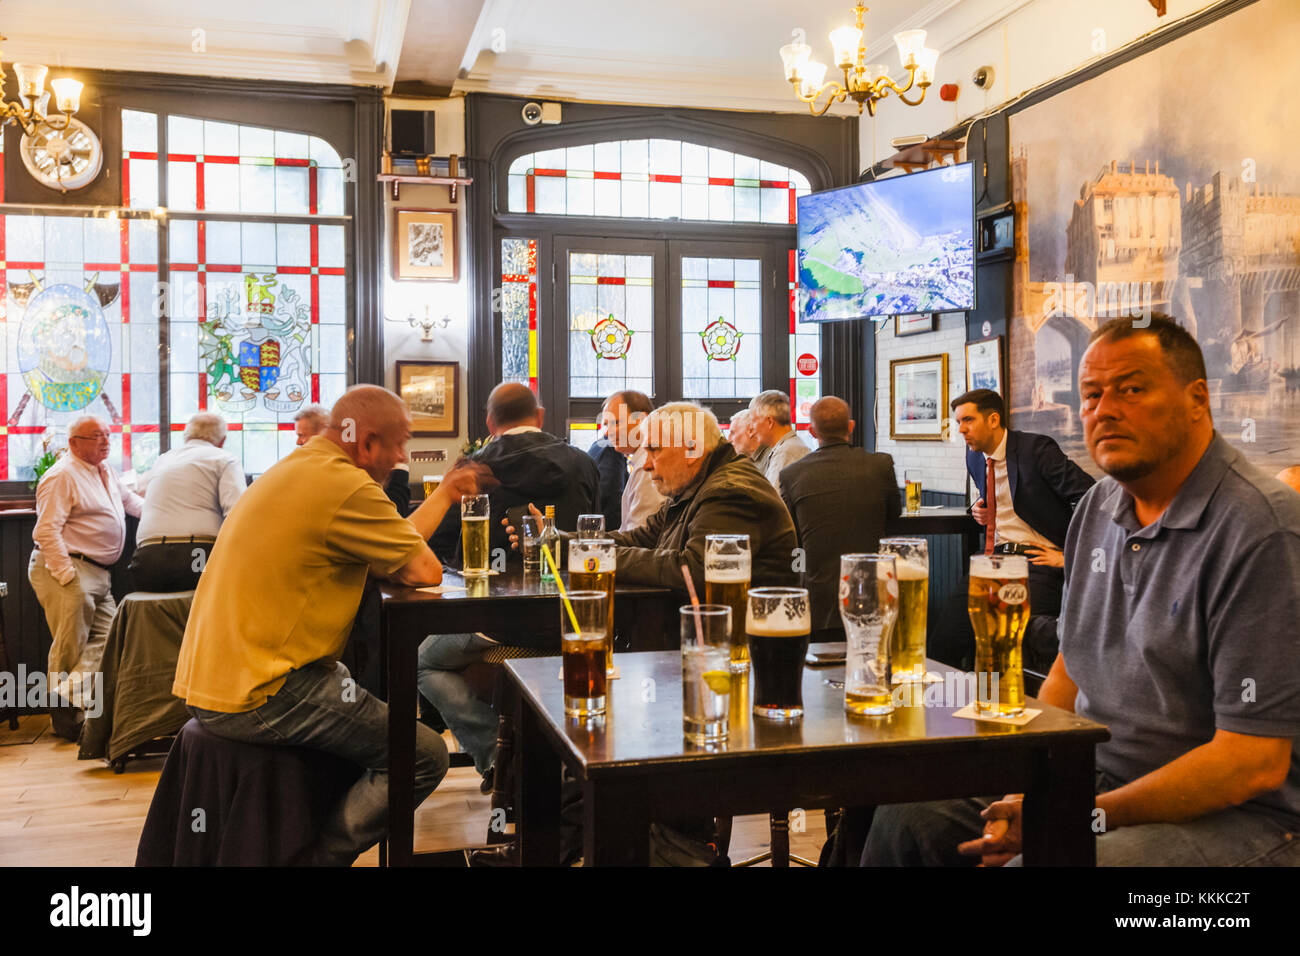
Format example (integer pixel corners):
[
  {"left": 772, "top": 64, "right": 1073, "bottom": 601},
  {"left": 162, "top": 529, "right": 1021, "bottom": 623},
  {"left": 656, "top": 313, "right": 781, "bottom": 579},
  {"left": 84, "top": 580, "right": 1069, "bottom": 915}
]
[{"left": 746, "top": 587, "right": 811, "bottom": 719}]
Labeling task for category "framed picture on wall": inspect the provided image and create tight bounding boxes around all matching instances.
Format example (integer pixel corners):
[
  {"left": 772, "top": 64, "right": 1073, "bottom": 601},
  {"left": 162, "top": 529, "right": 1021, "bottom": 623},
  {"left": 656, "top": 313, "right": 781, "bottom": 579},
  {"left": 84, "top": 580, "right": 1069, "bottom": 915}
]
[
  {"left": 895, "top": 313, "right": 936, "bottom": 336},
  {"left": 394, "top": 209, "right": 458, "bottom": 281},
  {"left": 965, "top": 336, "right": 1004, "bottom": 395},
  {"left": 396, "top": 361, "right": 460, "bottom": 436},
  {"left": 890, "top": 353, "right": 949, "bottom": 441}
]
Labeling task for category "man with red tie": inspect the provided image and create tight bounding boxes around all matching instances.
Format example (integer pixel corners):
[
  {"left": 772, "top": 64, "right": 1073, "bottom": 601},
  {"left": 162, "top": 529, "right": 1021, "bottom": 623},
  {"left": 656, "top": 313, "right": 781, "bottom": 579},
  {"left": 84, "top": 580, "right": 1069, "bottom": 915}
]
[{"left": 951, "top": 389, "right": 1094, "bottom": 674}]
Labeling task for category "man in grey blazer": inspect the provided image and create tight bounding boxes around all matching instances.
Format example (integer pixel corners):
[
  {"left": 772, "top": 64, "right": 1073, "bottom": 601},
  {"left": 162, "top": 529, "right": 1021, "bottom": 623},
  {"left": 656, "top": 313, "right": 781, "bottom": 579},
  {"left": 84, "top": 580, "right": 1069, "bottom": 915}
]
[{"left": 779, "top": 396, "right": 901, "bottom": 637}]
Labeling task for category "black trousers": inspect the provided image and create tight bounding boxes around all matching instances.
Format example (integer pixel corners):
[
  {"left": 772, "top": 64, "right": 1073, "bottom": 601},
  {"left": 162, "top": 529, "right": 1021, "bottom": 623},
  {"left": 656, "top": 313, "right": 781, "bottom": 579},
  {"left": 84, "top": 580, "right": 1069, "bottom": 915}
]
[
  {"left": 1024, "top": 563, "right": 1064, "bottom": 677},
  {"left": 128, "top": 541, "right": 211, "bottom": 592}
]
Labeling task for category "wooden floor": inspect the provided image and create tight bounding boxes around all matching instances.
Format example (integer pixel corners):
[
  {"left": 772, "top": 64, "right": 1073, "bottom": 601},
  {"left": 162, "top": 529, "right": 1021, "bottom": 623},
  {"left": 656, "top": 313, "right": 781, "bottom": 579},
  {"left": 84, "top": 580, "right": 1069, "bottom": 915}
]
[{"left": 0, "top": 715, "right": 825, "bottom": 867}]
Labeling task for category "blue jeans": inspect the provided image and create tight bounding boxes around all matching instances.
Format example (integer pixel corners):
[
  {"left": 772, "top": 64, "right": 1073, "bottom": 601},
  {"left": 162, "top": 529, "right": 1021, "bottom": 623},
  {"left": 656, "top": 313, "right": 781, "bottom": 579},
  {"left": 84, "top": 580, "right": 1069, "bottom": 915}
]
[
  {"left": 861, "top": 769, "right": 1300, "bottom": 866},
  {"left": 416, "top": 633, "right": 500, "bottom": 775},
  {"left": 189, "top": 660, "right": 449, "bottom": 866}
]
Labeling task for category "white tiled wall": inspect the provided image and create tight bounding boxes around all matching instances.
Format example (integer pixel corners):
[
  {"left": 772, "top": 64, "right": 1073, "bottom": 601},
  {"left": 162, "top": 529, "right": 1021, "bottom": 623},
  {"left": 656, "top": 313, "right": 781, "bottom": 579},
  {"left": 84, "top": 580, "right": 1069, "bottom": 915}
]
[{"left": 874, "top": 312, "right": 970, "bottom": 496}]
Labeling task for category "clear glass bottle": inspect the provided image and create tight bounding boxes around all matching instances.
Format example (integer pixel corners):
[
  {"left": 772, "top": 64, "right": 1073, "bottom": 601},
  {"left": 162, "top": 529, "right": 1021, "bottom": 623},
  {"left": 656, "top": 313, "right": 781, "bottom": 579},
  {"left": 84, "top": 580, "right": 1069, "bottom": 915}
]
[{"left": 539, "top": 505, "right": 562, "bottom": 580}]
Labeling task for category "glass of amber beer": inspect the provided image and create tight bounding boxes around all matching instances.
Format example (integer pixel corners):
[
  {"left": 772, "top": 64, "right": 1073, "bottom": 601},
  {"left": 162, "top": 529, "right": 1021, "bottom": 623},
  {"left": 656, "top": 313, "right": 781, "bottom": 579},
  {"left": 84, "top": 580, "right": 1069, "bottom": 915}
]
[
  {"left": 680, "top": 605, "right": 732, "bottom": 744},
  {"left": 878, "top": 537, "right": 928, "bottom": 682},
  {"left": 562, "top": 590, "right": 609, "bottom": 717},
  {"left": 461, "top": 494, "right": 490, "bottom": 576},
  {"left": 705, "top": 534, "right": 751, "bottom": 673},
  {"left": 746, "top": 587, "right": 811, "bottom": 719},
  {"left": 967, "top": 554, "right": 1030, "bottom": 717},
  {"left": 568, "top": 538, "right": 617, "bottom": 675},
  {"left": 840, "top": 554, "right": 899, "bottom": 716},
  {"left": 905, "top": 470, "right": 923, "bottom": 515}
]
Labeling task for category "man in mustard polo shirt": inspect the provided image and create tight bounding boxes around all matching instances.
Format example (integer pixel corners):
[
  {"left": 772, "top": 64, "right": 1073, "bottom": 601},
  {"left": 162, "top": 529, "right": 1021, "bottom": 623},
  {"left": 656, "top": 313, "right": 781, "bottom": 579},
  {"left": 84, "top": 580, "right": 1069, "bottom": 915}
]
[{"left": 174, "top": 385, "right": 489, "bottom": 866}]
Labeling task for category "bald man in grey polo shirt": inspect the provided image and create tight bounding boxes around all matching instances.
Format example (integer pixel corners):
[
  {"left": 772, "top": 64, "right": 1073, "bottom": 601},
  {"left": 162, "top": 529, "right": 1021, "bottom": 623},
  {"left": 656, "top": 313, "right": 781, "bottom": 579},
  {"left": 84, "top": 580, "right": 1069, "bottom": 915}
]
[{"left": 862, "top": 315, "right": 1300, "bottom": 867}]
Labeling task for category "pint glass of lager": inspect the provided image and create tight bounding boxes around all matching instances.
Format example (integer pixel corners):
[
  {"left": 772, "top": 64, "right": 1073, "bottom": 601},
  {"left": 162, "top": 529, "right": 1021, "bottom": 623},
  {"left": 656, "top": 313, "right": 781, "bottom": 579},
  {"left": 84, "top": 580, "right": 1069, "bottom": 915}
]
[
  {"left": 840, "top": 554, "right": 899, "bottom": 716},
  {"left": 878, "top": 537, "right": 928, "bottom": 682},
  {"left": 562, "top": 590, "right": 609, "bottom": 717},
  {"left": 569, "top": 538, "right": 617, "bottom": 675},
  {"left": 461, "top": 494, "right": 490, "bottom": 576},
  {"left": 705, "top": 534, "right": 751, "bottom": 673},
  {"left": 746, "top": 587, "right": 811, "bottom": 719},
  {"left": 967, "top": 554, "right": 1030, "bottom": 717},
  {"left": 680, "top": 604, "right": 732, "bottom": 744}
]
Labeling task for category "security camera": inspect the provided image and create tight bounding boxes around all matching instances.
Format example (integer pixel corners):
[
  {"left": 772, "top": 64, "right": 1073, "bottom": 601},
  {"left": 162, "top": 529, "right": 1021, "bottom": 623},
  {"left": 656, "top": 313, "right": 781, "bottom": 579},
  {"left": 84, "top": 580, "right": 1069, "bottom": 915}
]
[
  {"left": 521, "top": 102, "right": 543, "bottom": 126},
  {"left": 972, "top": 66, "right": 995, "bottom": 90}
]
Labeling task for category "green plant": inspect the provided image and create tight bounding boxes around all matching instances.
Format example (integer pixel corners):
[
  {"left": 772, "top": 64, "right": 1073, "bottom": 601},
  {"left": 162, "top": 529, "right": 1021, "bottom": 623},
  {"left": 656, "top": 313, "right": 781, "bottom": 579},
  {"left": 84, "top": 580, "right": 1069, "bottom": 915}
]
[
  {"left": 30, "top": 450, "right": 59, "bottom": 490},
  {"left": 461, "top": 436, "right": 490, "bottom": 457}
]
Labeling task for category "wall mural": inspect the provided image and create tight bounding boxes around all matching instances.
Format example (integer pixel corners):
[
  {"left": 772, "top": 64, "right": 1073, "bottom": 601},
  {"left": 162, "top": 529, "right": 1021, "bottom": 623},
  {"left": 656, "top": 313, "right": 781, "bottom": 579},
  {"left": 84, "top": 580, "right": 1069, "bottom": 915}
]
[{"left": 1008, "top": 0, "right": 1300, "bottom": 478}]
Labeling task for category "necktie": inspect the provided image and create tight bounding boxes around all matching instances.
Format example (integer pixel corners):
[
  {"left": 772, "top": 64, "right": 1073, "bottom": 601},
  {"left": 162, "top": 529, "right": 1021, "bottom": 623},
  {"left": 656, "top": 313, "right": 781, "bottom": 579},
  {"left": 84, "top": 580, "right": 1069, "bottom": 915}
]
[{"left": 985, "top": 455, "right": 997, "bottom": 556}]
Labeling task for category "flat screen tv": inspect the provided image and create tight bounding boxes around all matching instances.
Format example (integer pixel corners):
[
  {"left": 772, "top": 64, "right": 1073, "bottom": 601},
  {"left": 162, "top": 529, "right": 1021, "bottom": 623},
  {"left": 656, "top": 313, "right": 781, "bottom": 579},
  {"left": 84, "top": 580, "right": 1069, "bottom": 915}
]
[{"left": 797, "top": 162, "right": 975, "bottom": 322}]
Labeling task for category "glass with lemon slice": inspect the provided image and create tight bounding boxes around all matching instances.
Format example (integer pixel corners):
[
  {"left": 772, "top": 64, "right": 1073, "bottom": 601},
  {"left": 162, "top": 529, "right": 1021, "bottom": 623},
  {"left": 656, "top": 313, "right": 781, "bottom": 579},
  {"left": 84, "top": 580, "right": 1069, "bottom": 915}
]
[{"left": 681, "top": 604, "right": 732, "bottom": 744}]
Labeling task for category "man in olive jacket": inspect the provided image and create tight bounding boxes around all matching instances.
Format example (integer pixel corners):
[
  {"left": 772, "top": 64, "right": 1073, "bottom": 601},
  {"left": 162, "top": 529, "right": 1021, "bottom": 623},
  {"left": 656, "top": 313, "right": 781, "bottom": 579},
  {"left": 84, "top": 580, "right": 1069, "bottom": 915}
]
[{"left": 609, "top": 401, "right": 798, "bottom": 595}]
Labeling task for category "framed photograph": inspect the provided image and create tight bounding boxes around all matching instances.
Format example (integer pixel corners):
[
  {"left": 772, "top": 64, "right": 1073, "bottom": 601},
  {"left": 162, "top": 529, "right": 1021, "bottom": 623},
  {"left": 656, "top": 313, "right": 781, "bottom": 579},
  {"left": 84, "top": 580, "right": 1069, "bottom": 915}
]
[
  {"left": 396, "top": 361, "right": 459, "bottom": 436},
  {"left": 895, "top": 313, "right": 936, "bottom": 336},
  {"left": 890, "top": 353, "right": 949, "bottom": 441},
  {"left": 394, "top": 209, "right": 458, "bottom": 281},
  {"left": 965, "top": 336, "right": 1004, "bottom": 394}
]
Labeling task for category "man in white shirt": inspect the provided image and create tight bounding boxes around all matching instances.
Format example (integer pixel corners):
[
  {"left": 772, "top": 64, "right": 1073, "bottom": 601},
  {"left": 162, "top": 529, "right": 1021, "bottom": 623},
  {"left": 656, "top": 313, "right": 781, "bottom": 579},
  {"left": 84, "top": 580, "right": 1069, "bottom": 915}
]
[
  {"left": 129, "top": 412, "right": 246, "bottom": 592},
  {"left": 749, "top": 390, "right": 809, "bottom": 497},
  {"left": 29, "top": 414, "right": 144, "bottom": 739}
]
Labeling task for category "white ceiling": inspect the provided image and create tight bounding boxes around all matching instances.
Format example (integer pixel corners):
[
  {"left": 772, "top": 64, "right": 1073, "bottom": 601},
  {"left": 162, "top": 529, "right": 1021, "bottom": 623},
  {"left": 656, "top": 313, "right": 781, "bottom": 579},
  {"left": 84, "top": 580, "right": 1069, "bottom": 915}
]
[
  {"left": 0, "top": 0, "right": 411, "bottom": 86},
  {"left": 450, "top": 0, "right": 963, "bottom": 113},
  {"left": 1, "top": 0, "right": 1006, "bottom": 113}
]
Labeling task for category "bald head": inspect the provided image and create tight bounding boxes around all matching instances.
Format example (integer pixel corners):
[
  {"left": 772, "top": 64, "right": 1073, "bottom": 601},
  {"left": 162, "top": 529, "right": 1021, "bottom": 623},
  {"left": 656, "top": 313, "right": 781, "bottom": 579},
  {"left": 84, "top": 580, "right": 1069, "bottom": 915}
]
[
  {"left": 326, "top": 385, "right": 411, "bottom": 482},
  {"left": 809, "top": 396, "right": 853, "bottom": 445},
  {"left": 1276, "top": 466, "right": 1300, "bottom": 496},
  {"left": 486, "top": 382, "right": 543, "bottom": 434}
]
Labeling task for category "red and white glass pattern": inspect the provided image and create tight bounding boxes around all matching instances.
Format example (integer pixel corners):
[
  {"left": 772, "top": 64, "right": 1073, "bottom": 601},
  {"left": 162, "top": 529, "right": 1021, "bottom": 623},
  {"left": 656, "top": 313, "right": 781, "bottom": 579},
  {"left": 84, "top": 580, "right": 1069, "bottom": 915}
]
[
  {"left": 789, "top": 249, "right": 820, "bottom": 445},
  {"left": 1, "top": 131, "right": 162, "bottom": 481},
  {"left": 509, "top": 141, "right": 811, "bottom": 225},
  {"left": 681, "top": 257, "right": 761, "bottom": 400},
  {"left": 568, "top": 252, "right": 653, "bottom": 398},
  {"left": 0, "top": 109, "right": 349, "bottom": 481},
  {"left": 500, "top": 238, "right": 538, "bottom": 392}
]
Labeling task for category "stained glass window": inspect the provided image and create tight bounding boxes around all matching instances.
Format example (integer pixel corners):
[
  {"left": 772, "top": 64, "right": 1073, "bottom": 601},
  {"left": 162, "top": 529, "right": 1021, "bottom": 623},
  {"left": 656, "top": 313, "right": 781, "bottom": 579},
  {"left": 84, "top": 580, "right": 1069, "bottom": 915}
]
[
  {"left": 509, "top": 141, "right": 811, "bottom": 225},
  {"left": 0, "top": 108, "right": 349, "bottom": 482},
  {"left": 681, "top": 257, "right": 761, "bottom": 400},
  {"left": 501, "top": 238, "right": 538, "bottom": 392},
  {"left": 789, "top": 249, "right": 821, "bottom": 444},
  {"left": 568, "top": 252, "right": 653, "bottom": 398}
]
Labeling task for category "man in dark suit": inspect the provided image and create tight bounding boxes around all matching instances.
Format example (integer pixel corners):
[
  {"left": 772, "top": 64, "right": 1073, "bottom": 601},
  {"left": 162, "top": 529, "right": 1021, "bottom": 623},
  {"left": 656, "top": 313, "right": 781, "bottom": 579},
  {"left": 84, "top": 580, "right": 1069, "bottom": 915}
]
[
  {"left": 779, "top": 396, "right": 900, "bottom": 638},
  {"left": 419, "top": 383, "right": 600, "bottom": 789},
  {"left": 587, "top": 391, "right": 632, "bottom": 533},
  {"left": 952, "top": 388, "right": 1094, "bottom": 673}
]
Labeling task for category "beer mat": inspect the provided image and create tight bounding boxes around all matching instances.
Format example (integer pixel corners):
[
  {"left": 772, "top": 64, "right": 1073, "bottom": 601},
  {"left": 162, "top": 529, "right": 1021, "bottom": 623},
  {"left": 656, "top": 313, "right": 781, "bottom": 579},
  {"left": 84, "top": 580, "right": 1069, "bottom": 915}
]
[
  {"left": 557, "top": 666, "right": 621, "bottom": 681},
  {"left": 416, "top": 585, "right": 467, "bottom": 594},
  {"left": 949, "top": 704, "right": 1041, "bottom": 726}
]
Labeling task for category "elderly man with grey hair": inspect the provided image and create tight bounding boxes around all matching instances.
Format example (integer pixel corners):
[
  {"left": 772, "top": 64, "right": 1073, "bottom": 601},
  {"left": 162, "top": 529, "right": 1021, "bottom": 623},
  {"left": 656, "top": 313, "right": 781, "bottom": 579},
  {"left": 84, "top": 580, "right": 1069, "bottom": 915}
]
[
  {"left": 129, "top": 412, "right": 246, "bottom": 593},
  {"left": 29, "top": 414, "right": 144, "bottom": 740},
  {"left": 749, "top": 389, "right": 809, "bottom": 497}
]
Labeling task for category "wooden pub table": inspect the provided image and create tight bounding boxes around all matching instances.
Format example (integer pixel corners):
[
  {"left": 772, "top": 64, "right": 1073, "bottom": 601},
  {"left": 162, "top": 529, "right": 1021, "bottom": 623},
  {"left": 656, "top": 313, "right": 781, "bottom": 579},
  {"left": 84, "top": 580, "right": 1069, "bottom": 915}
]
[
  {"left": 506, "top": 651, "right": 1110, "bottom": 866},
  {"left": 378, "top": 567, "right": 676, "bottom": 866},
  {"left": 886, "top": 506, "right": 983, "bottom": 555}
]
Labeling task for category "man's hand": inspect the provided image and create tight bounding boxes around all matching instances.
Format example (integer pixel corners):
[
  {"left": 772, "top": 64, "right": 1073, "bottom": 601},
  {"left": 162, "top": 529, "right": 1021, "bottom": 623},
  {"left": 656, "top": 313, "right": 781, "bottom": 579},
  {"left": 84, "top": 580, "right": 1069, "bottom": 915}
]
[
  {"left": 437, "top": 459, "right": 497, "bottom": 501},
  {"left": 1024, "top": 545, "right": 1065, "bottom": 568},
  {"left": 957, "top": 795, "right": 1023, "bottom": 866},
  {"left": 502, "top": 502, "right": 544, "bottom": 550},
  {"left": 971, "top": 498, "right": 989, "bottom": 526}
]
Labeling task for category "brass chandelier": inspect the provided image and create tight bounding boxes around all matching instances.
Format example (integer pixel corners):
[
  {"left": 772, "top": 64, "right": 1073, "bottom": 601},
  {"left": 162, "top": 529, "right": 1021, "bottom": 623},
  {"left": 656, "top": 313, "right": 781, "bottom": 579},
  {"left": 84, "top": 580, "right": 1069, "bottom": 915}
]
[
  {"left": 0, "top": 36, "right": 83, "bottom": 136},
  {"left": 780, "top": 3, "right": 939, "bottom": 116}
]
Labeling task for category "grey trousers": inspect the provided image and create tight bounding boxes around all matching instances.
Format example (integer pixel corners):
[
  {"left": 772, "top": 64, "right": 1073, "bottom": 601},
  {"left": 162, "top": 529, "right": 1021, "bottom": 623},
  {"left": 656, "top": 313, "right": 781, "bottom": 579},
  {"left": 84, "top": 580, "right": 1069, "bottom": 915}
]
[{"left": 28, "top": 551, "right": 115, "bottom": 707}]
